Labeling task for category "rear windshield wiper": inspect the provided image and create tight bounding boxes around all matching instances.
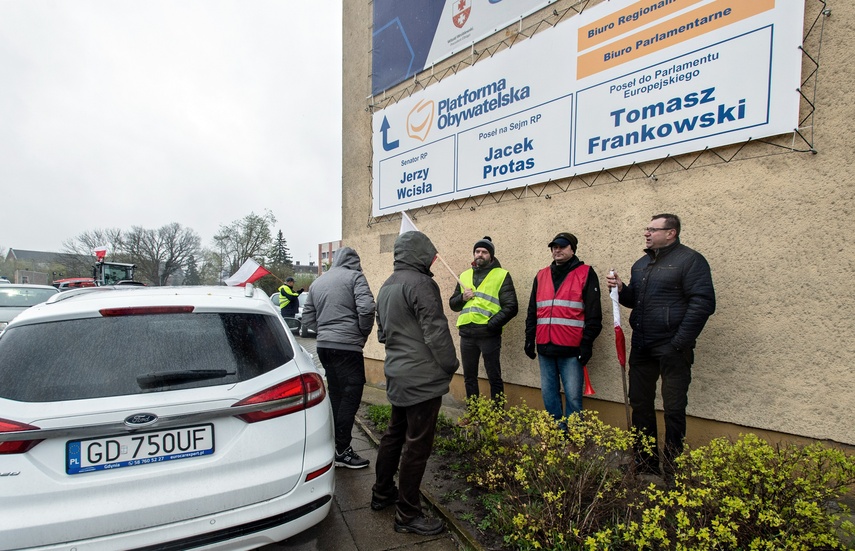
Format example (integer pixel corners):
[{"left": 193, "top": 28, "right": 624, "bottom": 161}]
[{"left": 137, "top": 369, "right": 235, "bottom": 388}]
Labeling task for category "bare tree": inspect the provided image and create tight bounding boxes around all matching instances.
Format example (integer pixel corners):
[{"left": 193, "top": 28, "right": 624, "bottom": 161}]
[
  {"left": 61, "top": 228, "right": 125, "bottom": 276},
  {"left": 124, "top": 223, "right": 201, "bottom": 286},
  {"left": 213, "top": 211, "right": 277, "bottom": 274}
]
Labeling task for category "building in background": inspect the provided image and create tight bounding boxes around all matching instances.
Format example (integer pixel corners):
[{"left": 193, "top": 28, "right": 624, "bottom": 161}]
[
  {"left": 342, "top": 1, "right": 854, "bottom": 449},
  {"left": 4, "top": 248, "right": 94, "bottom": 284},
  {"left": 318, "top": 240, "right": 343, "bottom": 274},
  {"left": 293, "top": 260, "right": 319, "bottom": 279}
]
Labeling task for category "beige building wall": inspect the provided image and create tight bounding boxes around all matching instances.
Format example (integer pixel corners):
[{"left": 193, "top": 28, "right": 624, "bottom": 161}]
[{"left": 342, "top": 0, "right": 854, "bottom": 446}]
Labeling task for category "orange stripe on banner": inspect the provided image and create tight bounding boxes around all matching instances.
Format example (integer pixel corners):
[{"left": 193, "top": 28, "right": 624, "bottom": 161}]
[
  {"left": 577, "top": 0, "right": 775, "bottom": 80},
  {"left": 578, "top": 0, "right": 706, "bottom": 51}
]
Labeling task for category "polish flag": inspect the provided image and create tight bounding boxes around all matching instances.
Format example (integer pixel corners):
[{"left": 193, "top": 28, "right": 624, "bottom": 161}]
[
  {"left": 93, "top": 246, "right": 108, "bottom": 262},
  {"left": 399, "top": 211, "right": 419, "bottom": 234},
  {"left": 610, "top": 277, "right": 632, "bottom": 429},
  {"left": 224, "top": 258, "right": 271, "bottom": 286}
]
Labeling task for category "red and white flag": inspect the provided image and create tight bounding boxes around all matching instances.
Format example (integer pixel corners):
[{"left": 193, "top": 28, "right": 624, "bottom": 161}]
[
  {"left": 610, "top": 273, "right": 631, "bottom": 429},
  {"left": 224, "top": 258, "right": 271, "bottom": 286},
  {"left": 610, "top": 284, "right": 628, "bottom": 368},
  {"left": 93, "top": 246, "right": 108, "bottom": 262},
  {"left": 400, "top": 211, "right": 419, "bottom": 234}
]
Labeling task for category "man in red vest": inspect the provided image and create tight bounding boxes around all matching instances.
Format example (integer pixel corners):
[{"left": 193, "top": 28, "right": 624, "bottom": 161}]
[{"left": 524, "top": 232, "right": 602, "bottom": 427}]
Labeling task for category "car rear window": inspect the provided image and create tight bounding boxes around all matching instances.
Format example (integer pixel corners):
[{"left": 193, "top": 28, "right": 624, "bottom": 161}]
[
  {"left": 0, "top": 312, "right": 295, "bottom": 402},
  {"left": 0, "top": 287, "right": 57, "bottom": 307}
]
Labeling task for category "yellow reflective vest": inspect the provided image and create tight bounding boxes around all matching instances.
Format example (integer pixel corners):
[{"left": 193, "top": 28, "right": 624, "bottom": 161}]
[
  {"left": 279, "top": 284, "right": 299, "bottom": 309},
  {"left": 456, "top": 268, "right": 509, "bottom": 327}
]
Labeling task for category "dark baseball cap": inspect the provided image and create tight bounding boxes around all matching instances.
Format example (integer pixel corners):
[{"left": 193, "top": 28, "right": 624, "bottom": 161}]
[
  {"left": 547, "top": 232, "right": 578, "bottom": 251},
  {"left": 285, "top": 276, "right": 295, "bottom": 282}
]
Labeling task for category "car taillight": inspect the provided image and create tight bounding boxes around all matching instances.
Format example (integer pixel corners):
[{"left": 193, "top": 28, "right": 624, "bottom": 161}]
[
  {"left": 0, "top": 418, "right": 42, "bottom": 454},
  {"left": 99, "top": 306, "right": 195, "bottom": 316},
  {"left": 232, "top": 373, "right": 326, "bottom": 423}
]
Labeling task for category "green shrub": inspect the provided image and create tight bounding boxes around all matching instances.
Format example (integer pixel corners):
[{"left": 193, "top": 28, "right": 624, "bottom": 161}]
[
  {"left": 440, "top": 398, "right": 855, "bottom": 550},
  {"left": 443, "top": 396, "right": 643, "bottom": 550},
  {"left": 365, "top": 403, "right": 391, "bottom": 432},
  {"left": 588, "top": 433, "right": 855, "bottom": 550}
]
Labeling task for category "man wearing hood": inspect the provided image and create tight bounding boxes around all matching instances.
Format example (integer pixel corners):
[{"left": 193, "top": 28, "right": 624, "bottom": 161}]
[
  {"left": 448, "top": 236, "right": 518, "bottom": 402},
  {"left": 301, "top": 247, "right": 375, "bottom": 469},
  {"left": 371, "top": 231, "right": 459, "bottom": 536},
  {"left": 525, "top": 232, "right": 603, "bottom": 426}
]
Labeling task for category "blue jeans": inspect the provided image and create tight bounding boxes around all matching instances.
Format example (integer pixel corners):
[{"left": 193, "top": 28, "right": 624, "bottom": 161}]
[{"left": 538, "top": 355, "right": 583, "bottom": 423}]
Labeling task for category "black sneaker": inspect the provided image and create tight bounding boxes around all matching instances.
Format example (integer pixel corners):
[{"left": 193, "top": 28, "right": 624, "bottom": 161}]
[
  {"left": 394, "top": 514, "right": 445, "bottom": 535},
  {"left": 370, "top": 487, "right": 398, "bottom": 511},
  {"left": 334, "top": 446, "right": 369, "bottom": 469}
]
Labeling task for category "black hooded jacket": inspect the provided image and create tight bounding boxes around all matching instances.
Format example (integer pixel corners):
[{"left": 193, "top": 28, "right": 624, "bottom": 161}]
[{"left": 376, "top": 232, "right": 460, "bottom": 407}]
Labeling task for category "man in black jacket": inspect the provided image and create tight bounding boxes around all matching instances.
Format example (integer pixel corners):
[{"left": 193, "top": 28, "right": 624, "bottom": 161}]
[
  {"left": 449, "top": 236, "right": 518, "bottom": 402},
  {"left": 607, "top": 214, "right": 715, "bottom": 478}
]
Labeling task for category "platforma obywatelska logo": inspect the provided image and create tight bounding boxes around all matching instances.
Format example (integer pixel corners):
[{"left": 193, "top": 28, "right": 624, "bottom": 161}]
[{"left": 407, "top": 99, "right": 435, "bottom": 142}]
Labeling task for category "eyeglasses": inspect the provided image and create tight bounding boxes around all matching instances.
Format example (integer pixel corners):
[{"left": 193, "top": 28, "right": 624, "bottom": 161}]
[{"left": 644, "top": 227, "right": 673, "bottom": 233}]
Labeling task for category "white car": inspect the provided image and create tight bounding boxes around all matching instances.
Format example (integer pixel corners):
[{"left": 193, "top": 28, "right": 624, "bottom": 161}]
[
  {"left": 0, "top": 283, "right": 59, "bottom": 332},
  {"left": 269, "top": 291, "right": 315, "bottom": 338},
  {"left": 0, "top": 285, "right": 334, "bottom": 550}
]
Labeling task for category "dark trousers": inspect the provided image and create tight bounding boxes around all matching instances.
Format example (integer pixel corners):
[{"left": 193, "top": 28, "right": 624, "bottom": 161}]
[
  {"left": 316, "top": 347, "right": 366, "bottom": 454},
  {"left": 628, "top": 343, "right": 693, "bottom": 474},
  {"left": 372, "top": 396, "right": 442, "bottom": 523},
  {"left": 460, "top": 334, "right": 504, "bottom": 400}
]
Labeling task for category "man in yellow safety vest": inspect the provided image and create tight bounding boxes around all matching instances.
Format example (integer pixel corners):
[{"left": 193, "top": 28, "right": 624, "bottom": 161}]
[
  {"left": 449, "top": 236, "right": 518, "bottom": 402},
  {"left": 278, "top": 276, "right": 304, "bottom": 319}
]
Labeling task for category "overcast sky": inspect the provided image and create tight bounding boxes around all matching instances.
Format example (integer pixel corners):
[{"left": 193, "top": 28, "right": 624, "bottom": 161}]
[{"left": 0, "top": 0, "right": 343, "bottom": 266}]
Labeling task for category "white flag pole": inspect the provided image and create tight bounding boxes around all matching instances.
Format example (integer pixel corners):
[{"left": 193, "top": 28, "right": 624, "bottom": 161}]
[{"left": 399, "top": 212, "right": 467, "bottom": 289}]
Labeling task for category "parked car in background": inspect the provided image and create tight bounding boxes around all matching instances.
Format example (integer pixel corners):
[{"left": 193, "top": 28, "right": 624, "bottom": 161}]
[
  {"left": 269, "top": 291, "right": 315, "bottom": 338},
  {"left": 294, "top": 293, "right": 317, "bottom": 338},
  {"left": 0, "top": 284, "right": 59, "bottom": 331},
  {"left": 0, "top": 285, "right": 334, "bottom": 550},
  {"left": 52, "top": 277, "right": 97, "bottom": 291}
]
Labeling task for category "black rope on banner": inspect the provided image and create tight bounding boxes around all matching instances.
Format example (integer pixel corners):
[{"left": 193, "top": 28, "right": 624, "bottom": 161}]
[
  {"left": 803, "top": 0, "right": 827, "bottom": 40},
  {"left": 365, "top": 0, "right": 828, "bottom": 228},
  {"left": 798, "top": 88, "right": 817, "bottom": 128}
]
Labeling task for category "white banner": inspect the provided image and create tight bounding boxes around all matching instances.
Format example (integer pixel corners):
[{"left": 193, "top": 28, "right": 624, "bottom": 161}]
[{"left": 372, "top": 0, "right": 804, "bottom": 216}]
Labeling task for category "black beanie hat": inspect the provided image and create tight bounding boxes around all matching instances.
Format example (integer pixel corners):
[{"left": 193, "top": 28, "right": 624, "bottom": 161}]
[{"left": 473, "top": 236, "right": 495, "bottom": 258}]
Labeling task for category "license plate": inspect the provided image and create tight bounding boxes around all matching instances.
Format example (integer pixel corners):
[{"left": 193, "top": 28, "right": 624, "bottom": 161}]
[{"left": 66, "top": 424, "right": 215, "bottom": 475}]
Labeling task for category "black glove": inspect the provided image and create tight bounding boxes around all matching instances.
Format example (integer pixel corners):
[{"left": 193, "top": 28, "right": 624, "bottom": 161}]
[
  {"left": 524, "top": 340, "right": 536, "bottom": 359},
  {"left": 669, "top": 343, "right": 694, "bottom": 365},
  {"left": 577, "top": 345, "right": 592, "bottom": 366}
]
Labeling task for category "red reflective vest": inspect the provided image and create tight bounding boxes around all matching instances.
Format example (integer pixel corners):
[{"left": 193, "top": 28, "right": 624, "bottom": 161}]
[{"left": 535, "top": 264, "right": 590, "bottom": 347}]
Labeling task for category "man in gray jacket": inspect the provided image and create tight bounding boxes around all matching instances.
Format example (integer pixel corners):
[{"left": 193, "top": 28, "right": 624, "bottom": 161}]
[
  {"left": 301, "top": 247, "right": 375, "bottom": 469},
  {"left": 371, "top": 231, "right": 459, "bottom": 536}
]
